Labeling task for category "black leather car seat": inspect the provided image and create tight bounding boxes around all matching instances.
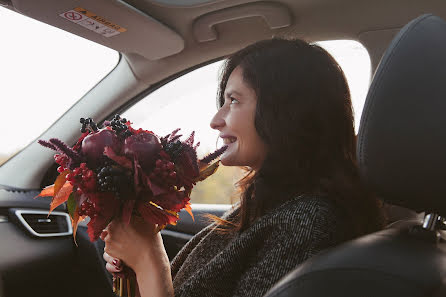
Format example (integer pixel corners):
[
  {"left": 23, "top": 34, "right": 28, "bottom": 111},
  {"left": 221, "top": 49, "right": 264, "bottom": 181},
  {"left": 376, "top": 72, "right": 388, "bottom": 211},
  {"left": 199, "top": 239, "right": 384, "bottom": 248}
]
[{"left": 263, "top": 14, "right": 446, "bottom": 297}]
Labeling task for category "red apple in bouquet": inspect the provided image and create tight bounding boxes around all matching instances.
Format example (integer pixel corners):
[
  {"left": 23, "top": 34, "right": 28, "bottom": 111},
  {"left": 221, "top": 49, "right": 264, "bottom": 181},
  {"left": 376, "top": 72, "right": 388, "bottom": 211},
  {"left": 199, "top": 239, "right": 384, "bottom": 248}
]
[
  {"left": 81, "top": 129, "right": 121, "bottom": 165},
  {"left": 124, "top": 131, "right": 162, "bottom": 171}
]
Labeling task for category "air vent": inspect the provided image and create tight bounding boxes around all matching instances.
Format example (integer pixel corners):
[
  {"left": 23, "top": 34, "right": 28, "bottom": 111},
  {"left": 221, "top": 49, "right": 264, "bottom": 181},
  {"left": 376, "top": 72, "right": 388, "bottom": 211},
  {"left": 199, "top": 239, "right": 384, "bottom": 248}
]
[{"left": 14, "top": 209, "right": 72, "bottom": 237}]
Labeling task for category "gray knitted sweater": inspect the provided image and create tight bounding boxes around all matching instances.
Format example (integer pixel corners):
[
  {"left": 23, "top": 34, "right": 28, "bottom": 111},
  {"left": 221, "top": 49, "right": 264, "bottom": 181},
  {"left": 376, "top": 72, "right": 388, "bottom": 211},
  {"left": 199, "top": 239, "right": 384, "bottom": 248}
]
[{"left": 171, "top": 195, "right": 350, "bottom": 297}]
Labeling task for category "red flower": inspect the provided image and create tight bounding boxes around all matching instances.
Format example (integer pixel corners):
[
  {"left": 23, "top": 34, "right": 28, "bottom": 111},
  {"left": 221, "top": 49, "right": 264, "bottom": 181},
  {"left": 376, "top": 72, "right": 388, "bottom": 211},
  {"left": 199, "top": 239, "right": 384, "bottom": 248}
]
[{"left": 86, "top": 192, "right": 120, "bottom": 241}]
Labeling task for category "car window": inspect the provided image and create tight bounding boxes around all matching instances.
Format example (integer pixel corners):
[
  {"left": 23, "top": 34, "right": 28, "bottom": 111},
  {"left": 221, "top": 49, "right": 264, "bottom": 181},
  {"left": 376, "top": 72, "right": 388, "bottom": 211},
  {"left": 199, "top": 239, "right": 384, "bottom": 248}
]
[
  {"left": 317, "top": 40, "right": 371, "bottom": 131},
  {"left": 0, "top": 7, "right": 119, "bottom": 166},
  {"left": 123, "top": 40, "right": 371, "bottom": 204}
]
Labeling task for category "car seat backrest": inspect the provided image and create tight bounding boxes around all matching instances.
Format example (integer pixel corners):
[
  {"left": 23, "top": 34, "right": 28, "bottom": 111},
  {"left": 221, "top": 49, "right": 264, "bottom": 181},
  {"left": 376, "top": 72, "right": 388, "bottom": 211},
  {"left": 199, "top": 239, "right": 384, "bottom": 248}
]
[{"left": 263, "top": 14, "right": 446, "bottom": 297}]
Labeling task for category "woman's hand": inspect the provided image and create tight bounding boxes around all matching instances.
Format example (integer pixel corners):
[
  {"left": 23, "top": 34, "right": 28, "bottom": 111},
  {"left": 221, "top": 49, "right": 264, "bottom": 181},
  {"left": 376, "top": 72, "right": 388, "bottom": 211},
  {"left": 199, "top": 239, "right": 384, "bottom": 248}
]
[
  {"left": 102, "top": 249, "right": 125, "bottom": 277},
  {"left": 102, "top": 216, "right": 168, "bottom": 273},
  {"left": 102, "top": 217, "right": 174, "bottom": 297}
]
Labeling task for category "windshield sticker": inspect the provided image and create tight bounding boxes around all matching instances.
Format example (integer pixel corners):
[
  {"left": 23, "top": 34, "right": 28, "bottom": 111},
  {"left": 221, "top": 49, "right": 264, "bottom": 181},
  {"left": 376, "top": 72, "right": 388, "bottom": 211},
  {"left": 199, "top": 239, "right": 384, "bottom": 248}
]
[{"left": 59, "top": 7, "right": 127, "bottom": 38}]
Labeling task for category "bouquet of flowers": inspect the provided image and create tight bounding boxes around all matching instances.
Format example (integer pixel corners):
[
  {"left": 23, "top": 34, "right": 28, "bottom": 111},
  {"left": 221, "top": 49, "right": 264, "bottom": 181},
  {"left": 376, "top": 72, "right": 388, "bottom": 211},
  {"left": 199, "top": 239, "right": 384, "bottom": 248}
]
[{"left": 37, "top": 115, "right": 226, "bottom": 296}]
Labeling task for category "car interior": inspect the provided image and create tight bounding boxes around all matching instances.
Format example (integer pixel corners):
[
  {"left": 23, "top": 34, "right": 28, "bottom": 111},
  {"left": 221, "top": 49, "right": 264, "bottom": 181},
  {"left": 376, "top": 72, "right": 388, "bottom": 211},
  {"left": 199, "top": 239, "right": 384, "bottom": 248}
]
[{"left": 0, "top": 0, "right": 445, "bottom": 297}]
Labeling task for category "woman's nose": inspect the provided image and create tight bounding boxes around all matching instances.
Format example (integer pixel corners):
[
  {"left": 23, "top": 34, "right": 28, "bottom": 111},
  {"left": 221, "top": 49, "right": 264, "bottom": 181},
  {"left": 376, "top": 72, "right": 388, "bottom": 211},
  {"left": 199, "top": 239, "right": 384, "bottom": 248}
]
[{"left": 210, "top": 109, "right": 225, "bottom": 130}]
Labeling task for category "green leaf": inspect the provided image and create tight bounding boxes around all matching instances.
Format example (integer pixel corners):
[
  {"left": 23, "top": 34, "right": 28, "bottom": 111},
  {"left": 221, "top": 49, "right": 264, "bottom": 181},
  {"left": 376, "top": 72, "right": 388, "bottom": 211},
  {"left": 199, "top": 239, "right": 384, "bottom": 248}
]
[{"left": 67, "top": 192, "right": 76, "bottom": 219}]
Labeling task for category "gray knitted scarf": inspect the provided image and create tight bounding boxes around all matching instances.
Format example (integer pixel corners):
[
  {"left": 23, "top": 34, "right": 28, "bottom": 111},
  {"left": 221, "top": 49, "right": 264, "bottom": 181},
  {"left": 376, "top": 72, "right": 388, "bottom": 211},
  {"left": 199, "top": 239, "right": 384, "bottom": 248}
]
[{"left": 171, "top": 195, "right": 350, "bottom": 297}]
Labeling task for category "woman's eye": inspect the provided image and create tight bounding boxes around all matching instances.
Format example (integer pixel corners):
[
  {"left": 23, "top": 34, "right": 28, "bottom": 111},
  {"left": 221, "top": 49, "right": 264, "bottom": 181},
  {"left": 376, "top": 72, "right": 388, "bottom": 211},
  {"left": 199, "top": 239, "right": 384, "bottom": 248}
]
[{"left": 230, "top": 97, "right": 239, "bottom": 104}]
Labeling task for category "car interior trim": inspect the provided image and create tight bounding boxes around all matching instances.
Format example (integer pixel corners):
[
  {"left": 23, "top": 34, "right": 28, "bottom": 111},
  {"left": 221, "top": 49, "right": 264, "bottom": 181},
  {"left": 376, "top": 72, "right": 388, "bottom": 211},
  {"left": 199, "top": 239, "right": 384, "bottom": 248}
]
[
  {"left": 13, "top": 209, "right": 73, "bottom": 237},
  {"left": 193, "top": 2, "right": 292, "bottom": 42},
  {"left": 9, "top": 0, "right": 185, "bottom": 60},
  {"left": 139, "top": 0, "right": 224, "bottom": 8},
  {"left": 423, "top": 213, "right": 442, "bottom": 231},
  {"left": 0, "top": 0, "right": 11, "bottom": 7}
]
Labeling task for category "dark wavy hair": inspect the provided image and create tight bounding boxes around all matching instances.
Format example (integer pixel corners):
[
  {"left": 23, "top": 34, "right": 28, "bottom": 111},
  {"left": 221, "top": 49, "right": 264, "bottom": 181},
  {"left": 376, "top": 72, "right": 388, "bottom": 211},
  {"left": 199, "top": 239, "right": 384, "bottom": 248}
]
[{"left": 211, "top": 38, "right": 384, "bottom": 237}]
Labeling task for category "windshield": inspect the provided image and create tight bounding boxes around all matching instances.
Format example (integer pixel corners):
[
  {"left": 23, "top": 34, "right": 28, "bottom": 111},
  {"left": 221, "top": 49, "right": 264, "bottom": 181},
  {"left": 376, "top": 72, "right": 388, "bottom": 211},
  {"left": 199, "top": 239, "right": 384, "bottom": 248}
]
[{"left": 0, "top": 7, "right": 119, "bottom": 166}]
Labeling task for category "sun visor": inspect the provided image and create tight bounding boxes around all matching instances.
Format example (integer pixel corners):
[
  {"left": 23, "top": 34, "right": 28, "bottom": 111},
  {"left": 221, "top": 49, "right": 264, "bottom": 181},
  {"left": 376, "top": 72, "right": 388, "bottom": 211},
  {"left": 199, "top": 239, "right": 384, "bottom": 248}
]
[{"left": 10, "top": 0, "right": 184, "bottom": 60}]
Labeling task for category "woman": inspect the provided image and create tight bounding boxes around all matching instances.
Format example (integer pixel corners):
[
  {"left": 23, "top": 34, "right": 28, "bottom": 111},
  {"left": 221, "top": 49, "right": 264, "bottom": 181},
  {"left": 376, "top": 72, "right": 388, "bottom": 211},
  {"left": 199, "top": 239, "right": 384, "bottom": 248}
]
[{"left": 102, "top": 38, "right": 385, "bottom": 297}]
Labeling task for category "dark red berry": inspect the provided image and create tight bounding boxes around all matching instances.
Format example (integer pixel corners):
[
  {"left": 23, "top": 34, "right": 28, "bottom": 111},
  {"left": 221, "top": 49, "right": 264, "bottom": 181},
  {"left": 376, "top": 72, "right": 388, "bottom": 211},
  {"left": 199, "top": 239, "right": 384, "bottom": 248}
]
[{"left": 156, "top": 159, "right": 163, "bottom": 168}]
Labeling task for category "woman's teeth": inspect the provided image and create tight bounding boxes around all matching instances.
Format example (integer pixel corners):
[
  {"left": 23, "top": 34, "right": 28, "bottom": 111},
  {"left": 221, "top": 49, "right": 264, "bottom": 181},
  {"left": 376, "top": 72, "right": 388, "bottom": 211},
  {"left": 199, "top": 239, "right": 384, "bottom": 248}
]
[{"left": 223, "top": 137, "right": 237, "bottom": 144}]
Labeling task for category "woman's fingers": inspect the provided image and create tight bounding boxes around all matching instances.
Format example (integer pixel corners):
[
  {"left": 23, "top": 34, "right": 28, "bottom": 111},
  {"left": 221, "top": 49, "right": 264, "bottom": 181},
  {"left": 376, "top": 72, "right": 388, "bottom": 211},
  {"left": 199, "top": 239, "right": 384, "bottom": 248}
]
[
  {"left": 103, "top": 252, "right": 122, "bottom": 269},
  {"left": 103, "top": 251, "right": 113, "bottom": 263},
  {"left": 106, "top": 262, "right": 123, "bottom": 273},
  {"left": 100, "top": 229, "right": 108, "bottom": 241},
  {"left": 104, "top": 251, "right": 123, "bottom": 275}
]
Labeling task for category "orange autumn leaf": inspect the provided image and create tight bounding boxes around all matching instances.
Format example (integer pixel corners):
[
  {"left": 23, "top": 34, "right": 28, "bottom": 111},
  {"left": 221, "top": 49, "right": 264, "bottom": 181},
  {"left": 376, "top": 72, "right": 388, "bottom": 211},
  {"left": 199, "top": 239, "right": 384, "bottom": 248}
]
[
  {"left": 184, "top": 202, "right": 194, "bottom": 222},
  {"left": 71, "top": 212, "right": 86, "bottom": 246},
  {"left": 35, "top": 170, "right": 70, "bottom": 199},
  {"left": 195, "top": 161, "right": 220, "bottom": 182},
  {"left": 139, "top": 201, "right": 179, "bottom": 226},
  {"left": 49, "top": 182, "right": 73, "bottom": 215},
  {"left": 36, "top": 184, "right": 55, "bottom": 198},
  {"left": 54, "top": 170, "right": 70, "bottom": 197},
  {"left": 198, "top": 160, "right": 209, "bottom": 171}
]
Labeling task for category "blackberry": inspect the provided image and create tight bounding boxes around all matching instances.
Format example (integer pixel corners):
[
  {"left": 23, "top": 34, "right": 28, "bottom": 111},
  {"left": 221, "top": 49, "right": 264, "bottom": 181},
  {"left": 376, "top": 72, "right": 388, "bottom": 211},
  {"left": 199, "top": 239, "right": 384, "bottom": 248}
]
[
  {"left": 96, "top": 156, "right": 115, "bottom": 168},
  {"left": 164, "top": 140, "right": 184, "bottom": 161},
  {"left": 80, "top": 117, "right": 98, "bottom": 133},
  {"left": 97, "top": 165, "right": 133, "bottom": 199},
  {"left": 110, "top": 114, "right": 132, "bottom": 139}
]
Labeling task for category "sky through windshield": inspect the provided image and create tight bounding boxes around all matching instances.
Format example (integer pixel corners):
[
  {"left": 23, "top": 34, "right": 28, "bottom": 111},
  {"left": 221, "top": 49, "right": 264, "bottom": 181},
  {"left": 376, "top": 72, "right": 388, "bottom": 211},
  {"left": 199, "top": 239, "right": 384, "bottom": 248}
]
[{"left": 0, "top": 6, "right": 119, "bottom": 164}]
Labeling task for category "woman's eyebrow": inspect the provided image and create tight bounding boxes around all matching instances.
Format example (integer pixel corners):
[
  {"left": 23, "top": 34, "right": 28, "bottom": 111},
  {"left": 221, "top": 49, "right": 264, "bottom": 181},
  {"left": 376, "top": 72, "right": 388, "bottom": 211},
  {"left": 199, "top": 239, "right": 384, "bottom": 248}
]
[{"left": 225, "top": 90, "right": 243, "bottom": 97}]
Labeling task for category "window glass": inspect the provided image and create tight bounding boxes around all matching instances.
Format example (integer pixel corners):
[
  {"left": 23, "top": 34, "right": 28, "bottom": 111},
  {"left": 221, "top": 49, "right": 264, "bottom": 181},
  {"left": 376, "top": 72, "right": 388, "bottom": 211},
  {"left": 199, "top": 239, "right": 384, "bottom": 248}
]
[
  {"left": 0, "top": 7, "right": 119, "bottom": 166},
  {"left": 316, "top": 40, "right": 371, "bottom": 131},
  {"left": 123, "top": 40, "right": 371, "bottom": 204}
]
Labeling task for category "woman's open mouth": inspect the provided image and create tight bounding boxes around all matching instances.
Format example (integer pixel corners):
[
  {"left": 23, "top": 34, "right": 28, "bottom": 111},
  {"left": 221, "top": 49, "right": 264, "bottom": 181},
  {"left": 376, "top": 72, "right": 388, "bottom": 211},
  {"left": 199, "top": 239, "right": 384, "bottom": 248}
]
[{"left": 222, "top": 137, "right": 237, "bottom": 144}]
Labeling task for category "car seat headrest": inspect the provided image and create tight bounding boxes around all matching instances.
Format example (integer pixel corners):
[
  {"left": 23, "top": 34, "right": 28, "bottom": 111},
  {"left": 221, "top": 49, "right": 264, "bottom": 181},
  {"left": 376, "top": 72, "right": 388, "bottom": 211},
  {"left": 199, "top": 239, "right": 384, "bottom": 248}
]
[{"left": 357, "top": 14, "right": 446, "bottom": 217}]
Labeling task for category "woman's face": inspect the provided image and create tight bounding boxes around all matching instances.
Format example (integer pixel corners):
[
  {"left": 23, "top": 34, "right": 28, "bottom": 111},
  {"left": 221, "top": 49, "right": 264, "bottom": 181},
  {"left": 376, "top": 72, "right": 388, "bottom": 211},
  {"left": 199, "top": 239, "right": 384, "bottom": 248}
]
[{"left": 210, "top": 66, "right": 267, "bottom": 170}]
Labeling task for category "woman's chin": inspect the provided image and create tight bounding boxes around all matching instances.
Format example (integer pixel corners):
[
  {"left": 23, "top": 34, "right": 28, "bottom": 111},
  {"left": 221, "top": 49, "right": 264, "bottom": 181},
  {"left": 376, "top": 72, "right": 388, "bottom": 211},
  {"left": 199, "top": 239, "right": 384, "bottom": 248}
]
[
  {"left": 220, "top": 154, "right": 236, "bottom": 167},
  {"left": 220, "top": 158, "right": 230, "bottom": 166}
]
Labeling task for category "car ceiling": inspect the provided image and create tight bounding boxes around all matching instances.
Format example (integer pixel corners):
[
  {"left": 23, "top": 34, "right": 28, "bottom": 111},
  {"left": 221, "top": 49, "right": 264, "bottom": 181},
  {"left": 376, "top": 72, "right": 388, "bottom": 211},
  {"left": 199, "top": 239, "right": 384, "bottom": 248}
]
[{"left": 4, "top": 0, "right": 446, "bottom": 82}]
